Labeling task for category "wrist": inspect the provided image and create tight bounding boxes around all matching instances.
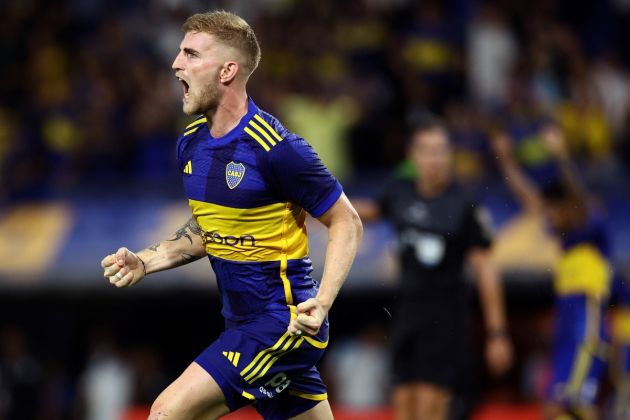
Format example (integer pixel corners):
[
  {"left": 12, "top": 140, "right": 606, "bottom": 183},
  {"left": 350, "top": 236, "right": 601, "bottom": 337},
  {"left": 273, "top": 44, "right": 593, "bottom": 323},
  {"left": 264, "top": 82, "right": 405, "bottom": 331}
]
[
  {"left": 315, "top": 295, "right": 334, "bottom": 313},
  {"left": 136, "top": 254, "right": 147, "bottom": 276},
  {"left": 487, "top": 327, "right": 508, "bottom": 340}
]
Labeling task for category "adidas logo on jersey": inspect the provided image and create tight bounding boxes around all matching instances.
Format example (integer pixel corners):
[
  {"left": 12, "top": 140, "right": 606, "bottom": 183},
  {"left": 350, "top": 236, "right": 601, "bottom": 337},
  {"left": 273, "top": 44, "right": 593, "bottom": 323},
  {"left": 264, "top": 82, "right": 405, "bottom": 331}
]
[
  {"left": 183, "top": 160, "right": 192, "bottom": 174},
  {"left": 222, "top": 351, "right": 241, "bottom": 367}
]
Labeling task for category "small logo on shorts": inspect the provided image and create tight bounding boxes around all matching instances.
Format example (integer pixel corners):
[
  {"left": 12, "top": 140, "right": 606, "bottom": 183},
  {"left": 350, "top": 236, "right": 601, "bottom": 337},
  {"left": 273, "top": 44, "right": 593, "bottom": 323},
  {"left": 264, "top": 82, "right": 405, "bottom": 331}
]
[
  {"left": 226, "top": 161, "right": 245, "bottom": 189},
  {"left": 222, "top": 351, "right": 241, "bottom": 367}
]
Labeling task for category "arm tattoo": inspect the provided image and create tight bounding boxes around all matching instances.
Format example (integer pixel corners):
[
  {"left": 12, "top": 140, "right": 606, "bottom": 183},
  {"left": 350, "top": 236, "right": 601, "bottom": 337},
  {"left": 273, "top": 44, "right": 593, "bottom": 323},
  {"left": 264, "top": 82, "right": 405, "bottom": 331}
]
[
  {"left": 178, "top": 253, "right": 202, "bottom": 267},
  {"left": 148, "top": 242, "right": 161, "bottom": 252},
  {"left": 167, "top": 217, "right": 202, "bottom": 245}
]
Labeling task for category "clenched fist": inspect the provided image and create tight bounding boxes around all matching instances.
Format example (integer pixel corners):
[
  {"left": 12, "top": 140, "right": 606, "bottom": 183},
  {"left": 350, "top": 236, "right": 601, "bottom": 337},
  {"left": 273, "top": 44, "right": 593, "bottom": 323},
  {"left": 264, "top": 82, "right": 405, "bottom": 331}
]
[
  {"left": 101, "top": 247, "right": 145, "bottom": 288},
  {"left": 288, "top": 298, "right": 328, "bottom": 337}
]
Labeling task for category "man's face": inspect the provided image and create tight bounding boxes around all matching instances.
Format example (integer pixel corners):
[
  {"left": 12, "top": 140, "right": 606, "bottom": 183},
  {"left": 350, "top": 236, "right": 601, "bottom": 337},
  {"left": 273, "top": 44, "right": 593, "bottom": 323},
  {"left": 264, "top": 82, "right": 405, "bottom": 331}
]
[
  {"left": 409, "top": 128, "right": 453, "bottom": 185},
  {"left": 172, "top": 31, "right": 225, "bottom": 115}
]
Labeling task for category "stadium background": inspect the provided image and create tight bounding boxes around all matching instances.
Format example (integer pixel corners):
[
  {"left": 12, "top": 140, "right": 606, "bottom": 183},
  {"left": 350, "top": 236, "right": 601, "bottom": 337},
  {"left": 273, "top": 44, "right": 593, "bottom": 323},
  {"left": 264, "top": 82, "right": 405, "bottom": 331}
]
[{"left": 1, "top": 0, "right": 630, "bottom": 418}]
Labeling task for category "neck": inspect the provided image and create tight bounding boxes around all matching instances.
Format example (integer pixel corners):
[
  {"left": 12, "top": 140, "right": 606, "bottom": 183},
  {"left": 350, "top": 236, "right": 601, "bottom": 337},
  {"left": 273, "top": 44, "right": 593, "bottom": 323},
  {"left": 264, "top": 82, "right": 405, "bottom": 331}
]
[
  {"left": 205, "top": 88, "right": 249, "bottom": 138},
  {"left": 417, "top": 177, "right": 449, "bottom": 198}
]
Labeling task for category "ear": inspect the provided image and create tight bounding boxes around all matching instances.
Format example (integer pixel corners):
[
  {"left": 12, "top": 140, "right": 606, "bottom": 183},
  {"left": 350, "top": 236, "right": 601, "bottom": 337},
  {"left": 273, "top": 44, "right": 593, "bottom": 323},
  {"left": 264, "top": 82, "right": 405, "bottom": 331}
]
[{"left": 219, "top": 61, "right": 239, "bottom": 84}]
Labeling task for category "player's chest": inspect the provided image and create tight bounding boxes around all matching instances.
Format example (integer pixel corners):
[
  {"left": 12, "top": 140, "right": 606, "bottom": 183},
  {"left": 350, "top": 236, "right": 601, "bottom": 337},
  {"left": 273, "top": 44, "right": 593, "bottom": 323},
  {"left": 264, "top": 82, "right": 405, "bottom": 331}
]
[{"left": 180, "top": 142, "right": 274, "bottom": 206}]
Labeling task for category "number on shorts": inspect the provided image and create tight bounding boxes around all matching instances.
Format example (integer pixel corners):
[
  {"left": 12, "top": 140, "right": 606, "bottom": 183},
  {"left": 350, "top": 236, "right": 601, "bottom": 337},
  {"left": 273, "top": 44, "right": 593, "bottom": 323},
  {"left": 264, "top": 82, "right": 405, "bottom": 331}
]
[{"left": 265, "top": 372, "right": 291, "bottom": 393}]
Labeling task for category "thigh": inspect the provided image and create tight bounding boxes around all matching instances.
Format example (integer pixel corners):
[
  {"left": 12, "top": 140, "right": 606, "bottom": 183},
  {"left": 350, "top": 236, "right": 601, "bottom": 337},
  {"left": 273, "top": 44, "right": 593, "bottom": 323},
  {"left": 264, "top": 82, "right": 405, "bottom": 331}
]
[
  {"left": 290, "top": 399, "right": 332, "bottom": 420},
  {"left": 150, "top": 361, "right": 229, "bottom": 420},
  {"left": 256, "top": 365, "right": 329, "bottom": 419},
  {"left": 393, "top": 382, "right": 451, "bottom": 420}
]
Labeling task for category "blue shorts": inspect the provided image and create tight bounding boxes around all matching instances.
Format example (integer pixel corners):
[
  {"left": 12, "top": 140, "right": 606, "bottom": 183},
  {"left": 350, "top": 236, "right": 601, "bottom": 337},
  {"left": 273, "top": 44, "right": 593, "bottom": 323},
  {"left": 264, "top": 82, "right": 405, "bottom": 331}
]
[
  {"left": 547, "top": 295, "right": 609, "bottom": 407},
  {"left": 195, "top": 312, "right": 329, "bottom": 419}
]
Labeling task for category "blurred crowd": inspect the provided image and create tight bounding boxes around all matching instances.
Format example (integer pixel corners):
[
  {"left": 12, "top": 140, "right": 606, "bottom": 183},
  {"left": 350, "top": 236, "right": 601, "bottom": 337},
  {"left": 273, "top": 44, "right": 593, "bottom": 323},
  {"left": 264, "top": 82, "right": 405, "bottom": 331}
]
[
  {"left": 3, "top": 0, "right": 630, "bottom": 418},
  {"left": 2, "top": 0, "right": 630, "bottom": 202}
]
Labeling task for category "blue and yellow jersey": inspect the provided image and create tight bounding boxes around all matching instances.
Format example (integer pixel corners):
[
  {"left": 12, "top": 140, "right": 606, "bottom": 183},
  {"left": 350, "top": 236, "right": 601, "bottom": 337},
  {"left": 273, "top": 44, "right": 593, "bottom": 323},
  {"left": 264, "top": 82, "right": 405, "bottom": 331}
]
[
  {"left": 176, "top": 98, "right": 342, "bottom": 324},
  {"left": 554, "top": 210, "right": 612, "bottom": 300},
  {"left": 548, "top": 211, "right": 612, "bottom": 406}
]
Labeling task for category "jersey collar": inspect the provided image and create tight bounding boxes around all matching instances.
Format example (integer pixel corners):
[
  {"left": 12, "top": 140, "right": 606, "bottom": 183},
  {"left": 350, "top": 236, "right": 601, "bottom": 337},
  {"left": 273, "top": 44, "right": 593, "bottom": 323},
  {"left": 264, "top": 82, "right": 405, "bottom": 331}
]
[{"left": 207, "top": 97, "right": 259, "bottom": 142}]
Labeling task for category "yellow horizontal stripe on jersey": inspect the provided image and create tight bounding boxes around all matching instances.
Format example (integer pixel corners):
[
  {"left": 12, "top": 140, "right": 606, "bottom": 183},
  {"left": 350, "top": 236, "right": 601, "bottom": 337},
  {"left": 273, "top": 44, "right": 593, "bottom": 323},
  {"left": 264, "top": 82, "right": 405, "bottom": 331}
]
[
  {"left": 241, "top": 331, "right": 291, "bottom": 377},
  {"left": 183, "top": 126, "right": 200, "bottom": 136},
  {"left": 186, "top": 117, "right": 207, "bottom": 129},
  {"left": 254, "top": 114, "right": 283, "bottom": 142},
  {"left": 288, "top": 391, "right": 328, "bottom": 401},
  {"left": 188, "top": 199, "right": 308, "bottom": 262},
  {"left": 244, "top": 127, "right": 271, "bottom": 151},
  {"left": 303, "top": 336, "right": 329, "bottom": 349},
  {"left": 249, "top": 120, "right": 276, "bottom": 146},
  {"left": 554, "top": 244, "right": 611, "bottom": 299}
]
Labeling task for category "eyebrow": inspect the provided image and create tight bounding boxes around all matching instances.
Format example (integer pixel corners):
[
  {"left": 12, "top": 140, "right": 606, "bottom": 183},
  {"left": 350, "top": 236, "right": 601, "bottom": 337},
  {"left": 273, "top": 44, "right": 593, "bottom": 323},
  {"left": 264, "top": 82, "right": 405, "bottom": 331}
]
[{"left": 182, "top": 47, "right": 200, "bottom": 57}]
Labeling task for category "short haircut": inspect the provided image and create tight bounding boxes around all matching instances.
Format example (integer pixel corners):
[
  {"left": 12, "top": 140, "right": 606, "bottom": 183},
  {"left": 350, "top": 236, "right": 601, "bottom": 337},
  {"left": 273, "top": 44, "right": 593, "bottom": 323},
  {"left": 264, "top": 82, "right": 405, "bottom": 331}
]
[
  {"left": 407, "top": 114, "right": 449, "bottom": 145},
  {"left": 182, "top": 11, "right": 261, "bottom": 79}
]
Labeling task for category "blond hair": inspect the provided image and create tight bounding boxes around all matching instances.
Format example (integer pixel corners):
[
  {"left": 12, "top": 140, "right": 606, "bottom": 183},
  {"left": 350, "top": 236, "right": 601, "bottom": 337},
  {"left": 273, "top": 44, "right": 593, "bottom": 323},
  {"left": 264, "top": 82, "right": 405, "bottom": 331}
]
[{"left": 182, "top": 11, "right": 261, "bottom": 79}]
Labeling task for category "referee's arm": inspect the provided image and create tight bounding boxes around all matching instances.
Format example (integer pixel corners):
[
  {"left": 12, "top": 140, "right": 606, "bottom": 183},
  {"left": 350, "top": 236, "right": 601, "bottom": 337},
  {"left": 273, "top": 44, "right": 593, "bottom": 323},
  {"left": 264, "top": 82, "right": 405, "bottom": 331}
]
[{"left": 468, "top": 248, "right": 513, "bottom": 375}]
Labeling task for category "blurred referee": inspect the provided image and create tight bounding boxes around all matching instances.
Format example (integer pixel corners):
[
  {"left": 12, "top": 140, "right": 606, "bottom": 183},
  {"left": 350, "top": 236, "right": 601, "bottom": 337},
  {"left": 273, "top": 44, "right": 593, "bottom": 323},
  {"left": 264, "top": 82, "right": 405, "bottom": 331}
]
[{"left": 355, "top": 117, "right": 512, "bottom": 420}]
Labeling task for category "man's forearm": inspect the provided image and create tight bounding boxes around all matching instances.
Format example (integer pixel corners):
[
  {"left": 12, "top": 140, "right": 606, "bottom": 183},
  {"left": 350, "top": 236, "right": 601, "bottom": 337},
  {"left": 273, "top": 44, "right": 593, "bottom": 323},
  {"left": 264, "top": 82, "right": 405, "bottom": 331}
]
[
  {"left": 137, "top": 217, "right": 206, "bottom": 275},
  {"left": 316, "top": 210, "right": 363, "bottom": 311},
  {"left": 473, "top": 252, "right": 508, "bottom": 334}
]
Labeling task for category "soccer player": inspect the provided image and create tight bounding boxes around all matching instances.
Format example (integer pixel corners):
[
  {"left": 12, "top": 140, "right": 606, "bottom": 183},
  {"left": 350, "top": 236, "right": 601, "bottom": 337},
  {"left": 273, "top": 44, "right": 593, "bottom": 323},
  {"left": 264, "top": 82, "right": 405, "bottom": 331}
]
[
  {"left": 354, "top": 117, "right": 513, "bottom": 420},
  {"left": 492, "top": 126, "right": 611, "bottom": 420},
  {"left": 100, "top": 11, "right": 363, "bottom": 420},
  {"left": 610, "top": 275, "right": 630, "bottom": 419}
]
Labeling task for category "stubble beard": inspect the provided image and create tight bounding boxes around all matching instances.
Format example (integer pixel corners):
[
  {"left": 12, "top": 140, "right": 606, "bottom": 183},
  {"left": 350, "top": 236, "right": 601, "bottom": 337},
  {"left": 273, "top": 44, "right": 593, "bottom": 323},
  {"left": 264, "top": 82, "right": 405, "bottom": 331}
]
[{"left": 183, "top": 75, "right": 223, "bottom": 116}]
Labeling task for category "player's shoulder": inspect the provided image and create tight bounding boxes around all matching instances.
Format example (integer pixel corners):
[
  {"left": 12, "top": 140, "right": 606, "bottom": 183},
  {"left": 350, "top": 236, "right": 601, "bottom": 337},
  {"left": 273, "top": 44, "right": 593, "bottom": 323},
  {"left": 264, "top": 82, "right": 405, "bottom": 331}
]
[
  {"left": 240, "top": 107, "right": 304, "bottom": 155},
  {"left": 176, "top": 115, "right": 207, "bottom": 157}
]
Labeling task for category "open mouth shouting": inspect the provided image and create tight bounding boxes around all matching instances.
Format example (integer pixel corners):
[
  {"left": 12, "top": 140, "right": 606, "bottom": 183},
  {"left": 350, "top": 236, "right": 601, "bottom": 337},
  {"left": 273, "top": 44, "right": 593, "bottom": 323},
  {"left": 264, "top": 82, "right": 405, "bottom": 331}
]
[{"left": 177, "top": 76, "right": 190, "bottom": 102}]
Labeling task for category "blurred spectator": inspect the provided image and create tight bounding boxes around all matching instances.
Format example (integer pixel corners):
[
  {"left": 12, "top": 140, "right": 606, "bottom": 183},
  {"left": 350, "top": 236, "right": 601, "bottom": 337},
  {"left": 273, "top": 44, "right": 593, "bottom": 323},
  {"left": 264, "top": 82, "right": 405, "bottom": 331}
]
[
  {"left": 324, "top": 324, "right": 389, "bottom": 408},
  {"left": 0, "top": 326, "right": 42, "bottom": 420},
  {"left": 79, "top": 328, "right": 133, "bottom": 420},
  {"left": 467, "top": 1, "right": 518, "bottom": 108}
]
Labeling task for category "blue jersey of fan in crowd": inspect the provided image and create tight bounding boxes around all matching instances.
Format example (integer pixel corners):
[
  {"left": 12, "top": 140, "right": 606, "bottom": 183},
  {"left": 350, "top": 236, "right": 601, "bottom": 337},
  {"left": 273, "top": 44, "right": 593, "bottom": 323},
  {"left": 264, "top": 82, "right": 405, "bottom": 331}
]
[
  {"left": 548, "top": 209, "right": 612, "bottom": 407},
  {"left": 176, "top": 98, "right": 342, "bottom": 325}
]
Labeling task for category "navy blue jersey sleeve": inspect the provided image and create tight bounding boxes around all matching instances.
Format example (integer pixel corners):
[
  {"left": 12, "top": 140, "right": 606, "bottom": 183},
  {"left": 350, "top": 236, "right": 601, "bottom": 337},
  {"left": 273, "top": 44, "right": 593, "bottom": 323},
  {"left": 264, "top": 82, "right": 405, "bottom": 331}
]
[
  {"left": 264, "top": 136, "right": 343, "bottom": 217},
  {"left": 175, "top": 134, "right": 186, "bottom": 168}
]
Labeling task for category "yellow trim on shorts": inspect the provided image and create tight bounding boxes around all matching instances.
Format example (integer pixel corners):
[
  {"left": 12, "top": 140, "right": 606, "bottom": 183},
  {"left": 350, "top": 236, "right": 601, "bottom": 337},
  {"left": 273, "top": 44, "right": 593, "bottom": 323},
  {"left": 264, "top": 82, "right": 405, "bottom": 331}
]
[
  {"left": 247, "top": 337, "right": 304, "bottom": 384},
  {"left": 240, "top": 331, "right": 291, "bottom": 377},
  {"left": 241, "top": 390, "right": 255, "bottom": 400},
  {"left": 245, "top": 336, "right": 300, "bottom": 383},
  {"left": 303, "top": 336, "right": 329, "bottom": 349},
  {"left": 288, "top": 390, "right": 328, "bottom": 401}
]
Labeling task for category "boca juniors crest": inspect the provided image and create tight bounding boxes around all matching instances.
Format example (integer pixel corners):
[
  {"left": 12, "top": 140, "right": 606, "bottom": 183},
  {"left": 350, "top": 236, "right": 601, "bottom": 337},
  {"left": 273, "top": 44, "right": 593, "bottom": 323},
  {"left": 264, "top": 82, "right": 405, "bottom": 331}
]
[{"left": 226, "top": 161, "right": 246, "bottom": 189}]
